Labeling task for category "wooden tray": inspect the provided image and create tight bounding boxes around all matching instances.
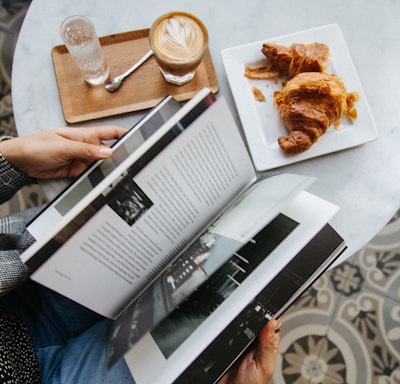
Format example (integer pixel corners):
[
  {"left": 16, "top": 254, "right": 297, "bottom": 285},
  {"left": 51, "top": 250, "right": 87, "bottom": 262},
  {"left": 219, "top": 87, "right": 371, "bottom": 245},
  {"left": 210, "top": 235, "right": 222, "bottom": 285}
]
[{"left": 52, "top": 29, "right": 219, "bottom": 123}]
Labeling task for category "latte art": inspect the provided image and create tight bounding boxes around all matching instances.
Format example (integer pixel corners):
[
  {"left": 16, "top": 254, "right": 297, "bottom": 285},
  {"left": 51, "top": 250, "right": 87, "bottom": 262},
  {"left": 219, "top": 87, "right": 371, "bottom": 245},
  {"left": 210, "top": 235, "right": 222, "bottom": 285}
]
[
  {"left": 149, "top": 12, "right": 208, "bottom": 85},
  {"left": 154, "top": 15, "right": 206, "bottom": 62}
]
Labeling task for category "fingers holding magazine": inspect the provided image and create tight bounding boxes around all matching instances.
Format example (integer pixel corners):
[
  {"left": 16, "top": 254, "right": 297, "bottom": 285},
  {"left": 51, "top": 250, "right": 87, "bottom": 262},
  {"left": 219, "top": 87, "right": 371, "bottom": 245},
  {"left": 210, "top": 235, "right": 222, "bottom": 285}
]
[
  {"left": 0, "top": 126, "right": 127, "bottom": 179},
  {"left": 218, "top": 318, "right": 281, "bottom": 384}
]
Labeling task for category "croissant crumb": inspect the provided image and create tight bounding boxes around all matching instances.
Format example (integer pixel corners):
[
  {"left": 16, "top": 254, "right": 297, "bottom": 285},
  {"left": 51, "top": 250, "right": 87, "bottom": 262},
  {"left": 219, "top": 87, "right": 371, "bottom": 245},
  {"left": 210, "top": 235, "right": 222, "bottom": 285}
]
[
  {"left": 245, "top": 63, "right": 280, "bottom": 79},
  {"left": 252, "top": 86, "right": 266, "bottom": 102}
]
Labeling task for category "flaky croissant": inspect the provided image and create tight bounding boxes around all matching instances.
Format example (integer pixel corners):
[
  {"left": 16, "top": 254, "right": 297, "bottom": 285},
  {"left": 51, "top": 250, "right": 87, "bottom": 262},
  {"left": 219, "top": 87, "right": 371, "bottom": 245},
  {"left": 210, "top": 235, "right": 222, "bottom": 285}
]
[
  {"left": 261, "top": 42, "right": 330, "bottom": 77},
  {"left": 274, "top": 72, "right": 359, "bottom": 153}
]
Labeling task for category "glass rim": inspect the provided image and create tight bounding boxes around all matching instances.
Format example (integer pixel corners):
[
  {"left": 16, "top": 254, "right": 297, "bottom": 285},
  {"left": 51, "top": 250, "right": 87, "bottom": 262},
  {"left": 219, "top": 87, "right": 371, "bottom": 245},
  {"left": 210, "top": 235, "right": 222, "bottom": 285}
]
[
  {"left": 60, "top": 15, "right": 94, "bottom": 32},
  {"left": 60, "top": 15, "right": 96, "bottom": 45}
]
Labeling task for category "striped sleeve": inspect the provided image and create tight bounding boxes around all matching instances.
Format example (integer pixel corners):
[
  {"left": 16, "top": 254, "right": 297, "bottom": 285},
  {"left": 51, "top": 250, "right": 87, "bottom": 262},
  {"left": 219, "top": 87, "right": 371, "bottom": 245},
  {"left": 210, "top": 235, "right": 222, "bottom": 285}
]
[
  {"left": 0, "top": 206, "right": 43, "bottom": 295},
  {"left": 0, "top": 136, "right": 36, "bottom": 204}
]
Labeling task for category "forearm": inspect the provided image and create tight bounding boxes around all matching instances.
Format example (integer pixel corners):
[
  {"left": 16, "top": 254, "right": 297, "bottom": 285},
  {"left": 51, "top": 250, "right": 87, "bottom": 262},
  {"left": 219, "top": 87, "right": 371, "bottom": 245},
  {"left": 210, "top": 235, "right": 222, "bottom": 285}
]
[{"left": 0, "top": 127, "right": 126, "bottom": 179}]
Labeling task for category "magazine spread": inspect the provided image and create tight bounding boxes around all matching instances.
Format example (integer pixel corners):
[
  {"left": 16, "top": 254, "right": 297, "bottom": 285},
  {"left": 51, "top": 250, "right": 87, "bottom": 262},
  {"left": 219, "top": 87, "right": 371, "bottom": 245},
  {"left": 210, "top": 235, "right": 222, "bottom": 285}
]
[
  {"left": 105, "top": 172, "right": 315, "bottom": 366},
  {"left": 21, "top": 90, "right": 259, "bottom": 318},
  {"left": 123, "top": 191, "right": 345, "bottom": 384},
  {"left": 18, "top": 87, "right": 347, "bottom": 382}
]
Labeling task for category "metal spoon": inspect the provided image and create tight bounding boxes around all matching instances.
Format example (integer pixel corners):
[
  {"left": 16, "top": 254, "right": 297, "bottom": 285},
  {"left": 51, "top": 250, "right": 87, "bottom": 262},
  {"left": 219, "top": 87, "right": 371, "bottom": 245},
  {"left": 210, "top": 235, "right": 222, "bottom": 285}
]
[{"left": 105, "top": 50, "right": 153, "bottom": 92}]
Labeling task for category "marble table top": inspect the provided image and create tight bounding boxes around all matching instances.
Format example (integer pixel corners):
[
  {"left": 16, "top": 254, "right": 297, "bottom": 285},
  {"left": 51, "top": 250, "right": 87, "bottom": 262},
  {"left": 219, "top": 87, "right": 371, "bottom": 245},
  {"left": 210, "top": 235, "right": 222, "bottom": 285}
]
[{"left": 11, "top": 0, "right": 400, "bottom": 266}]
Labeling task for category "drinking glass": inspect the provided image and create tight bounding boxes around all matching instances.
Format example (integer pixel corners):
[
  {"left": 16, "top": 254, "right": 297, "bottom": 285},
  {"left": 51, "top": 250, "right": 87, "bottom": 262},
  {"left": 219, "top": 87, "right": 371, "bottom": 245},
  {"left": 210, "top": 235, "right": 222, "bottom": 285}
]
[{"left": 60, "top": 15, "right": 109, "bottom": 86}]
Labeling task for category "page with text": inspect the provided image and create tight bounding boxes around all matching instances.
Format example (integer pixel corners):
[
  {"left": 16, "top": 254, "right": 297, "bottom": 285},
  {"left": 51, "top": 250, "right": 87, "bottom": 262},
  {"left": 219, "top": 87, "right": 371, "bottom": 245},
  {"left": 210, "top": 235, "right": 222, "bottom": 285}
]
[
  {"left": 28, "top": 96, "right": 256, "bottom": 318},
  {"left": 22, "top": 91, "right": 208, "bottom": 270}
]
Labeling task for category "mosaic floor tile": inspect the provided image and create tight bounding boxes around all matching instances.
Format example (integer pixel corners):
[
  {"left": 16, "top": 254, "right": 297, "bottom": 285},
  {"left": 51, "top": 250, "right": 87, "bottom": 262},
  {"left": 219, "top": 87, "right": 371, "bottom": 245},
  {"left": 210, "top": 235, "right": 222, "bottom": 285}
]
[
  {"left": 331, "top": 286, "right": 400, "bottom": 383},
  {"left": 272, "top": 209, "right": 400, "bottom": 383},
  {"left": 272, "top": 272, "right": 346, "bottom": 383},
  {"left": 355, "top": 226, "right": 400, "bottom": 303},
  {"left": 273, "top": 329, "right": 348, "bottom": 383}
]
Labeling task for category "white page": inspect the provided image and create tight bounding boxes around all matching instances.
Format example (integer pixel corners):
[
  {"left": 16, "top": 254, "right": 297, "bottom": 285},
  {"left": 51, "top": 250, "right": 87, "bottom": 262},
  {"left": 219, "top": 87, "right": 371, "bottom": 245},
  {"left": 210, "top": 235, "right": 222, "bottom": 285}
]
[
  {"left": 27, "top": 96, "right": 256, "bottom": 318},
  {"left": 28, "top": 95, "right": 180, "bottom": 240},
  {"left": 125, "top": 191, "right": 339, "bottom": 384},
  {"left": 21, "top": 89, "right": 210, "bottom": 266}
]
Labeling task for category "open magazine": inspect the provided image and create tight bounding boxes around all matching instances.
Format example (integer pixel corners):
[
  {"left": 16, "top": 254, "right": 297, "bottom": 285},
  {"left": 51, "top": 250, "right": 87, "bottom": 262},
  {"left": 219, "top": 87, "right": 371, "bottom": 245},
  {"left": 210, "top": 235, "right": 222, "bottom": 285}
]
[
  {"left": 20, "top": 87, "right": 346, "bottom": 382},
  {"left": 124, "top": 192, "right": 345, "bottom": 384}
]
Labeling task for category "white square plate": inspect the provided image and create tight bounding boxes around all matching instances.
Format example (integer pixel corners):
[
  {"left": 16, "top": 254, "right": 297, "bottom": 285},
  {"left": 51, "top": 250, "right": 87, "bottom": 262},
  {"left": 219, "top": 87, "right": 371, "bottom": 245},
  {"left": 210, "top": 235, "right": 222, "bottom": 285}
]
[{"left": 221, "top": 24, "right": 378, "bottom": 171}]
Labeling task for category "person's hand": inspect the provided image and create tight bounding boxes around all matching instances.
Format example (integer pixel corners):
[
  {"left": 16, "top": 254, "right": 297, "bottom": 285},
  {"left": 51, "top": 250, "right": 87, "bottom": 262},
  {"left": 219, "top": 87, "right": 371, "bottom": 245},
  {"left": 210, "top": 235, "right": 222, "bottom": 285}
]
[
  {"left": 0, "top": 126, "right": 127, "bottom": 179},
  {"left": 218, "top": 319, "right": 281, "bottom": 384}
]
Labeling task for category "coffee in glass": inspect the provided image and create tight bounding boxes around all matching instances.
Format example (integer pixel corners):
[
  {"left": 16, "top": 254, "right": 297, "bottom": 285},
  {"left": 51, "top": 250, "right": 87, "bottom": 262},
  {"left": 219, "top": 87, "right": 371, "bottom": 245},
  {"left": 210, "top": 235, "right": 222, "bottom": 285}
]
[{"left": 149, "top": 12, "right": 208, "bottom": 85}]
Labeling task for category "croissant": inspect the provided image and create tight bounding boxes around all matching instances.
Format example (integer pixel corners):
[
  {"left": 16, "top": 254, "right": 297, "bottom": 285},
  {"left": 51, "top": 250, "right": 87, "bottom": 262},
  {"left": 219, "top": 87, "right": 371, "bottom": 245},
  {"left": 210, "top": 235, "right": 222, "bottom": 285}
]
[
  {"left": 274, "top": 72, "right": 359, "bottom": 153},
  {"left": 261, "top": 42, "right": 330, "bottom": 77}
]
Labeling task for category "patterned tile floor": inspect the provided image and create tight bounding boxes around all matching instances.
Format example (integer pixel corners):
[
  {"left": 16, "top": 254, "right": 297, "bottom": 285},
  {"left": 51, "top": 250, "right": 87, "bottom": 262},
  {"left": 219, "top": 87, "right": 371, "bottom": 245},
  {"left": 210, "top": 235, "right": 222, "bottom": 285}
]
[{"left": 271, "top": 209, "right": 400, "bottom": 384}]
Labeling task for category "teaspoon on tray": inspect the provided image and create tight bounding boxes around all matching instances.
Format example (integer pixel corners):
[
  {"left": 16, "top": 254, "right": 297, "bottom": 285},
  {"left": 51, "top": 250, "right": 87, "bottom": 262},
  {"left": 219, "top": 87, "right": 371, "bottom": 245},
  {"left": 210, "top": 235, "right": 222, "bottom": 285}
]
[{"left": 105, "top": 50, "right": 153, "bottom": 92}]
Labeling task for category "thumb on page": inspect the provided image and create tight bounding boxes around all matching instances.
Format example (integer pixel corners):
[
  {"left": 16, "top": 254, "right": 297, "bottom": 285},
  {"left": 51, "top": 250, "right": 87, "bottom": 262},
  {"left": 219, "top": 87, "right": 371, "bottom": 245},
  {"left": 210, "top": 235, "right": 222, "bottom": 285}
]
[{"left": 255, "top": 319, "right": 281, "bottom": 378}]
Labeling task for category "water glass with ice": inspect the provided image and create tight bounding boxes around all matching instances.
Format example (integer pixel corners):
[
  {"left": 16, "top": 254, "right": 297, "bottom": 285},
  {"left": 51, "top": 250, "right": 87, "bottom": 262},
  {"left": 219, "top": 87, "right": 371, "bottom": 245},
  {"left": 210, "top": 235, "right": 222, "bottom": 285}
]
[{"left": 60, "top": 15, "right": 109, "bottom": 86}]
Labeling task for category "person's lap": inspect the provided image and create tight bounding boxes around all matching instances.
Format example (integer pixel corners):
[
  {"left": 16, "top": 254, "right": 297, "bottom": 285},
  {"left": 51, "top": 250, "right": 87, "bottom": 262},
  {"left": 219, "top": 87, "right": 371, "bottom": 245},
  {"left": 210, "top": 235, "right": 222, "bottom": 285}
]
[{"left": 1, "top": 280, "right": 135, "bottom": 384}]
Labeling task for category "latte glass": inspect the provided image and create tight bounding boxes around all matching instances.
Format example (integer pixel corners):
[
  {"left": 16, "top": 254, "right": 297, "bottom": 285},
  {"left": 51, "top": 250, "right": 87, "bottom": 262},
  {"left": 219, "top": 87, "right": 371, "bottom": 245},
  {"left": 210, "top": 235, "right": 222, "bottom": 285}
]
[
  {"left": 149, "top": 12, "right": 208, "bottom": 85},
  {"left": 60, "top": 15, "right": 109, "bottom": 86}
]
